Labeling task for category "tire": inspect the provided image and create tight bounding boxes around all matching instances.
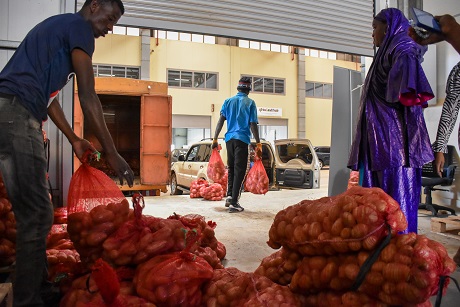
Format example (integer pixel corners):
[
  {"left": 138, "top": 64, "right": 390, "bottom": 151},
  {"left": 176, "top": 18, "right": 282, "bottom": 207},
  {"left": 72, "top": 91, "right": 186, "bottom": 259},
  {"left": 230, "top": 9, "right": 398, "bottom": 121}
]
[
  {"left": 170, "top": 173, "right": 183, "bottom": 195},
  {"left": 318, "top": 160, "right": 324, "bottom": 169}
]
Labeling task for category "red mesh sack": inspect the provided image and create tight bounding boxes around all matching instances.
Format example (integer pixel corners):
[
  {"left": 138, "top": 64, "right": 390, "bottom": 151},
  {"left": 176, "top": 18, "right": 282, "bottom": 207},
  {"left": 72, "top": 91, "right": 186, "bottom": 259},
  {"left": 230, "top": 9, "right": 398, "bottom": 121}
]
[
  {"left": 46, "top": 249, "right": 82, "bottom": 284},
  {"left": 46, "top": 224, "right": 73, "bottom": 250},
  {"left": 254, "top": 247, "right": 302, "bottom": 286},
  {"left": 60, "top": 259, "right": 155, "bottom": 307},
  {"left": 304, "top": 290, "right": 390, "bottom": 307},
  {"left": 244, "top": 158, "right": 269, "bottom": 194},
  {"left": 290, "top": 233, "right": 456, "bottom": 306},
  {"left": 267, "top": 186, "right": 408, "bottom": 256},
  {"left": 202, "top": 267, "right": 303, "bottom": 306},
  {"left": 102, "top": 194, "right": 190, "bottom": 266},
  {"left": 67, "top": 154, "right": 125, "bottom": 214},
  {"left": 134, "top": 231, "right": 213, "bottom": 306},
  {"left": 190, "top": 179, "right": 208, "bottom": 198},
  {"left": 213, "top": 169, "right": 228, "bottom": 197},
  {"left": 201, "top": 183, "right": 224, "bottom": 201},
  {"left": 67, "top": 200, "right": 131, "bottom": 265},
  {"left": 168, "top": 213, "right": 219, "bottom": 251},
  {"left": 53, "top": 207, "right": 68, "bottom": 224},
  {"left": 207, "top": 148, "right": 226, "bottom": 182}
]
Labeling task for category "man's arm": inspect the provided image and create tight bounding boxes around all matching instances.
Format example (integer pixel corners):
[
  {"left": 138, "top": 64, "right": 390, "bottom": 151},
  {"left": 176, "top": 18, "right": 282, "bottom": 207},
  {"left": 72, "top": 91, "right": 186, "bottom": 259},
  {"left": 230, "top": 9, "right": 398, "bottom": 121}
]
[
  {"left": 250, "top": 122, "right": 262, "bottom": 158},
  {"left": 250, "top": 122, "right": 260, "bottom": 144},
  {"left": 48, "top": 98, "right": 96, "bottom": 161},
  {"left": 212, "top": 114, "right": 226, "bottom": 149},
  {"left": 71, "top": 48, "right": 134, "bottom": 186}
]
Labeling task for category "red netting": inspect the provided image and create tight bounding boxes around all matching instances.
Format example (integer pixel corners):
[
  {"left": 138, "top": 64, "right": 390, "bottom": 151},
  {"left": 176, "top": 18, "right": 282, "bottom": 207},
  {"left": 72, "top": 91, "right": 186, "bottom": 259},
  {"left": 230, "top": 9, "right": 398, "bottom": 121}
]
[
  {"left": 67, "top": 163, "right": 125, "bottom": 214},
  {"left": 245, "top": 158, "right": 269, "bottom": 194},
  {"left": 207, "top": 148, "right": 226, "bottom": 182}
]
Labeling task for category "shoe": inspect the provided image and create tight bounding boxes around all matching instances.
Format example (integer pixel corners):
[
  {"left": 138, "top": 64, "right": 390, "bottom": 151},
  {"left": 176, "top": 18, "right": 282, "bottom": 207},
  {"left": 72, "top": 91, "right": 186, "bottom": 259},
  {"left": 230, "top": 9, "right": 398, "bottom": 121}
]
[
  {"left": 225, "top": 196, "right": 232, "bottom": 207},
  {"left": 229, "top": 203, "right": 244, "bottom": 213}
]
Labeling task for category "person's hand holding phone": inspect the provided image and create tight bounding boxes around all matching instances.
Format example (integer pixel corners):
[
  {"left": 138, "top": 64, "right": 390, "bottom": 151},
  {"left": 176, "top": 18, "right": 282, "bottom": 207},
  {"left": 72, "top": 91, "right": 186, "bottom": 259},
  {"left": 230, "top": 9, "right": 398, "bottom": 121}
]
[{"left": 409, "top": 14, "right": 458, "bottom": 46}]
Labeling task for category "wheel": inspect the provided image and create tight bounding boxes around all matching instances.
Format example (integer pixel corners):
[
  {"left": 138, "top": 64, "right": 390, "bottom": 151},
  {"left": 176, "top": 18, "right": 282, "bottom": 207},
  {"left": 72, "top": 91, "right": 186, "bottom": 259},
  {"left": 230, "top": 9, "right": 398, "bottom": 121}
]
[
  {"left": 170, "top": 173, "right": 183, "bottom": 195},
  {"left": 318, "top": 160, "right": 324, "bottom": 169}
]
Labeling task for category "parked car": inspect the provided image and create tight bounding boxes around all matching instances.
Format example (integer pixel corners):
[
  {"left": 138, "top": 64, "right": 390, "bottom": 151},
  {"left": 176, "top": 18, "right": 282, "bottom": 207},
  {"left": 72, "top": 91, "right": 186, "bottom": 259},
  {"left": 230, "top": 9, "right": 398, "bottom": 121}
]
[
  {"left": 170, "top": 139, "right": 276, "bottom": 195},
  {"left": 171, "top": 148, "right": 188, "bottom": 164},
  {"left": 314, "top": 146, "right": 330, "bottom": 169},
  {"left": 274, "top": 139, "right": 320, "bottom": 189}
]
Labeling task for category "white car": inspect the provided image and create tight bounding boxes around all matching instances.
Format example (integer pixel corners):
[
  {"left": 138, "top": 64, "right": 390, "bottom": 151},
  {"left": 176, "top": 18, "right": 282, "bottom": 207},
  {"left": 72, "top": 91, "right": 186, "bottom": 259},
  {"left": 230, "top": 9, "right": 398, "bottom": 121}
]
[
  {"left": 170, "top": 139, "right": 276, "bottom": 195},
  {"left": 274, "top": 138, "right": 321, "bottom": 189}
]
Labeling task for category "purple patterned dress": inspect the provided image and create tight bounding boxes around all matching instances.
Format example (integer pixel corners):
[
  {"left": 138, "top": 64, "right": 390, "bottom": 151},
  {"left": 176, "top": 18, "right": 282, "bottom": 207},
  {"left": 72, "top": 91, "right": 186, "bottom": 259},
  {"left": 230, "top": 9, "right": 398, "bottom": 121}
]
[{"left": 348, "top": 8, "right": 434, "bottom": 234}]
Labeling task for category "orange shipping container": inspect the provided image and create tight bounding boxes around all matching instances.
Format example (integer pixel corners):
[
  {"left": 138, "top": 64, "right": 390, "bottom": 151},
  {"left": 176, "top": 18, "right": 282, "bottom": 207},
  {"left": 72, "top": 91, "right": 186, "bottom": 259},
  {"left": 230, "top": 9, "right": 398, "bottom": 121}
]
[{"left": 73, "top": 77, "right": 172, "bottom": 194}]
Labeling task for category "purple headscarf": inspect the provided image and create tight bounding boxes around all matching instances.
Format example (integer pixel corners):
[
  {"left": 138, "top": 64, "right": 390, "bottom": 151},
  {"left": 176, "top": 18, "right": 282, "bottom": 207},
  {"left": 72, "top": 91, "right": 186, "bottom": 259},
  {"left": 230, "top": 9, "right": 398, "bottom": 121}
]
[{"left": 348, "top": 8, "right": 434, "bottom": 171}]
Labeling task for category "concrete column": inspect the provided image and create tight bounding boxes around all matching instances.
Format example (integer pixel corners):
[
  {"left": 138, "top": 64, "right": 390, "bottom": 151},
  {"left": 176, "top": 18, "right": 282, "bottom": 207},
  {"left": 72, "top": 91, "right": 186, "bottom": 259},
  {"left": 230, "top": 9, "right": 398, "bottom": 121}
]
[
  {"left": 141, "top": 29, "right": 151, "bottom": 80},
  {"left": 297, "top": 48, "right": 306, "bottom": 139}
]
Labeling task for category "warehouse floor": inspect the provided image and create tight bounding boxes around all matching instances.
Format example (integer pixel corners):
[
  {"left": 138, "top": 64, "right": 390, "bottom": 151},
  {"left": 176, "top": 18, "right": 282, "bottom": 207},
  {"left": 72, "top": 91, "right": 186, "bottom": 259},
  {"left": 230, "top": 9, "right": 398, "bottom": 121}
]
[{"left": 141, "top": 170, "right": 460, "bottom": 306}]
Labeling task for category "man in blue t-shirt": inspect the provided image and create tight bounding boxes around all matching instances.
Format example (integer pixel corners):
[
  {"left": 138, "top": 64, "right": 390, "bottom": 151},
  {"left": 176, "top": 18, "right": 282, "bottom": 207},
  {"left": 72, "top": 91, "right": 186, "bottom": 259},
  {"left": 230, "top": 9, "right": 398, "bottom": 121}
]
[
  {"left": 212, "top": 77, "right": 261, "bottom": 213},
  {"left": 0, "top": 1, "right": 133, "bottom": 306}
]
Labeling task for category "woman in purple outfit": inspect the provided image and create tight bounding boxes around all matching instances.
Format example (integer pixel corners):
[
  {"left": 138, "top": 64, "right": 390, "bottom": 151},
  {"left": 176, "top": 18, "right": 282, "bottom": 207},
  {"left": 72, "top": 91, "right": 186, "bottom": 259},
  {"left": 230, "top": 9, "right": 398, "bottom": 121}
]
[{"left": 348, "top": 8, "right": 434, "bottom": 234}]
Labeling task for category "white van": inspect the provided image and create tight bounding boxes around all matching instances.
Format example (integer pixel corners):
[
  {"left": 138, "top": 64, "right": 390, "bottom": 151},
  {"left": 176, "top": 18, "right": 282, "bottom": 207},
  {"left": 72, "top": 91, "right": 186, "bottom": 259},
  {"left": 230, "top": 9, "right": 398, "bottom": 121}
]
[{"left": 274, "top": 138, "right": 321, "bottom": 189}]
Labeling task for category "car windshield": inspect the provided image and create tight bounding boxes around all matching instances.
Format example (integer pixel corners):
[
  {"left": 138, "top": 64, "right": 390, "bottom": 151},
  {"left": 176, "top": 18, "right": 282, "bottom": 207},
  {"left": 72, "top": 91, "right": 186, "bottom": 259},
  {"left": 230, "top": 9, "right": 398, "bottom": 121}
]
[{"left": 277, "top": 143, "right": 312, "bottom": 163}]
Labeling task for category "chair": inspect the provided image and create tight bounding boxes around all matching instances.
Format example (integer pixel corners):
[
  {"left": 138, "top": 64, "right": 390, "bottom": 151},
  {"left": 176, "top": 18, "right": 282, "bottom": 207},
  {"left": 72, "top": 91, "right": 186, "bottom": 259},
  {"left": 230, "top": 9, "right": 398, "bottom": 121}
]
[{"left": 419, "top": 145, "right": 457, "bottom": 216}]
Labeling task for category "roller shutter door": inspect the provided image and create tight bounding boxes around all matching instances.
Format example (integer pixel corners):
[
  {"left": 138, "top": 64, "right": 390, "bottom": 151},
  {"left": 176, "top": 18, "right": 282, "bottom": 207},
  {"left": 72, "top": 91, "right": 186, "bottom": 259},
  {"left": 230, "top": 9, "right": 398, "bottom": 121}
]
[{"left": 77, "top": 0, "right": 374, "bottom": 56}]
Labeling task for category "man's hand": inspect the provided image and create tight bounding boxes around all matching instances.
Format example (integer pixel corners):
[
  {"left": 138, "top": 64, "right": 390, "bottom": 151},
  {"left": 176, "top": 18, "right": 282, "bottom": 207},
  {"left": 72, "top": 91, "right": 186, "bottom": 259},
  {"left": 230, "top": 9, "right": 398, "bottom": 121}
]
[
  {"left": 72, "top": 139, "right": 97, "bottom": 162},
  {"left": 105, "top": 152, "right": 134, "bottom": 187},
  {"left": 434, "top": 151, "right": 445, "bottom": 177},
  {"left": 212, "top": 139, "right": 219, "bottom": 149},
  {"left": 256, "top": 143, "right": 263, "bottom": 159}
]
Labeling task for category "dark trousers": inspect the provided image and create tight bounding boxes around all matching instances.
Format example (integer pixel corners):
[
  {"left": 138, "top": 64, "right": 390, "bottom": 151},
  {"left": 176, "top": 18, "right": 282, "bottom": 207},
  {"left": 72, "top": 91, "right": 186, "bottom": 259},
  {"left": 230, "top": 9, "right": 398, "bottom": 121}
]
[
  {"left": 0, "top": 95, "right": 54, "bottom": 307},
  {"left": 226, "top": 139, "right": 249, "bottom": 205}
]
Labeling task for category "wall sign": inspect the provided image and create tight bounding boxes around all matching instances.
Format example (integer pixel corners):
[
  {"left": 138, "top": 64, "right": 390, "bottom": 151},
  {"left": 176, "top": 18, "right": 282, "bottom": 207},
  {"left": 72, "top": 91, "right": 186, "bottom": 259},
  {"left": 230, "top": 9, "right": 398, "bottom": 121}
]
[{"left": 258, "top": 107, "right": 282, "bottom": 117}]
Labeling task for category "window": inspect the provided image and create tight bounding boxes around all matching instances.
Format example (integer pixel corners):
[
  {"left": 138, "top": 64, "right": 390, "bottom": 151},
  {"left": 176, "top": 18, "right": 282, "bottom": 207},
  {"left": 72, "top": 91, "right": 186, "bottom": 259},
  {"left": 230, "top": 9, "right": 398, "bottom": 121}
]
[
  {"left": 242, "top": 75, "right": 285, "bottom": 95},
  {"left": 93, "top": 64, "right": 140, "bottom": 79},
  {"left": 238, "top": 40, "right": 289, "bottom": 53},
  {"left": 168, "top": 70, "right": 218, "bottom": 90},
  {"left": 186, "top": 146, "right": 199, "bottom": 161},
  {"left": 305, "top": 81, "right": 333, "bottom": 98},
  {"left": 196, "top": 145, "right": 212, "bottom": 162},
  {"left": 154, "top": 30, "right": 215, "bottom": 44},
  {"left": 277, "top": 144, "right": 312, "bottom": 164},
  {"left": 109, "top": 26, "right": 140, "bottom": 36}
]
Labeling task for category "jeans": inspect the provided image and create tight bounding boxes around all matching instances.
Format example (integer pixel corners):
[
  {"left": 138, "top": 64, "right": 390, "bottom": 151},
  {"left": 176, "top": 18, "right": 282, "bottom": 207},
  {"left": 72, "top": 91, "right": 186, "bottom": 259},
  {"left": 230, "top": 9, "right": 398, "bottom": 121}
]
[
  {"left": 0, "top": 94, "right": 54, "bottom": 306},
  {"left": 226, "top": 139, "right": 249, "bottom": 205}
]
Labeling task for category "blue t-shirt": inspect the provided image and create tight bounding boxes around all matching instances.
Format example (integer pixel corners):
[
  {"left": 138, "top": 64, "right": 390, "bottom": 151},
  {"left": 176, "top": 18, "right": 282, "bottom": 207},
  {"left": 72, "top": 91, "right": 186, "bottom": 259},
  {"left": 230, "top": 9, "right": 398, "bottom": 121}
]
[
  {"left": 220, "top": 92, "right": 258, "bottom": 144},
  {"left": 0, "top": 13, "right": 94, "bottom": 121}
]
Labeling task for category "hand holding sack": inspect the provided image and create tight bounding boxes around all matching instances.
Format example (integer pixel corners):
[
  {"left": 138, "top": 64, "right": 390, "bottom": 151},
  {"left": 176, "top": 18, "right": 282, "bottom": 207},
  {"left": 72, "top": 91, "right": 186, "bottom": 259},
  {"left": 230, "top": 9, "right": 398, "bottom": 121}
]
[
  {"left": 207, "top": 148, "right": 226, "bottom": 182},
  {"left": 245, "top": 158, "right": 269, "bottom": 194},
  {"left": 67, "top": 151, "right": 126, "bottom": 214}
]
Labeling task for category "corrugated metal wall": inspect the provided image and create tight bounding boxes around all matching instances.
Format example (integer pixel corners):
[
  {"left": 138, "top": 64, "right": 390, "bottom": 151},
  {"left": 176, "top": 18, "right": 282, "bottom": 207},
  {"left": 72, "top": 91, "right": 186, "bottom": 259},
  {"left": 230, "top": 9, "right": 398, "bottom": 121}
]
[{"left": 77, "top": 0, "right": 375, "bottom": 56}]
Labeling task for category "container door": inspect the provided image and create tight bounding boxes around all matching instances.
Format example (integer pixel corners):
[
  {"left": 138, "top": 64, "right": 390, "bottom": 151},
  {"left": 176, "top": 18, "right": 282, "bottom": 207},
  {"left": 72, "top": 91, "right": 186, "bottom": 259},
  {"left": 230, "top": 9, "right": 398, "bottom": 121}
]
[{"left": 140, "top": 94, "right": 172, "bottom": 185}]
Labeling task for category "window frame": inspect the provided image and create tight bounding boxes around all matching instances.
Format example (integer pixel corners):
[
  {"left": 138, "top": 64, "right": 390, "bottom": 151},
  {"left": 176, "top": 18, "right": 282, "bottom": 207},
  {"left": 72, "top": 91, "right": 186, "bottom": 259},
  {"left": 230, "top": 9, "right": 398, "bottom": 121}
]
[
  {"left": 167, "top": 69, "right": 219, "bottom": 90},
  {"left": 93, "top": 64, "right": 140, "bottom": 79},
  {"left": 305, "top": 81, "right": 333, "bottom": 99},
  {"left": 241, "top": 75, "right": 286, "bottom": 95}
]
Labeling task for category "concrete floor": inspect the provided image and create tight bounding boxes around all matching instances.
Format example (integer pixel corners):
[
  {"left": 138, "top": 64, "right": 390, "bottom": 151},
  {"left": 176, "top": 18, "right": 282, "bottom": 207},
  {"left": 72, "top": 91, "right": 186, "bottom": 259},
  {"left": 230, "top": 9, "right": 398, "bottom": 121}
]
[{"left": 141, "top": 170, "right": 460, "bottom": 306}]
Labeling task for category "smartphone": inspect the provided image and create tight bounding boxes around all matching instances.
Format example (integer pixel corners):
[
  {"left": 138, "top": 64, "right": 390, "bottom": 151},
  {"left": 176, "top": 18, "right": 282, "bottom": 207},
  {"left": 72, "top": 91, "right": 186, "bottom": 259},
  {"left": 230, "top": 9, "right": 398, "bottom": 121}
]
[{"left": 411, "top": 7, "right": 442, "bottom": 33}]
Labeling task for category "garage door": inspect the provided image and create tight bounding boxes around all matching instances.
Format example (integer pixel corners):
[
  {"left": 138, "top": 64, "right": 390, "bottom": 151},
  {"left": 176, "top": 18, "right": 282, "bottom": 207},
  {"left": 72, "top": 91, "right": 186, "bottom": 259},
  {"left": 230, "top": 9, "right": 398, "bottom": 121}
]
[{"left": 76, "top": 0, "right": 374, "bottom": 56}]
